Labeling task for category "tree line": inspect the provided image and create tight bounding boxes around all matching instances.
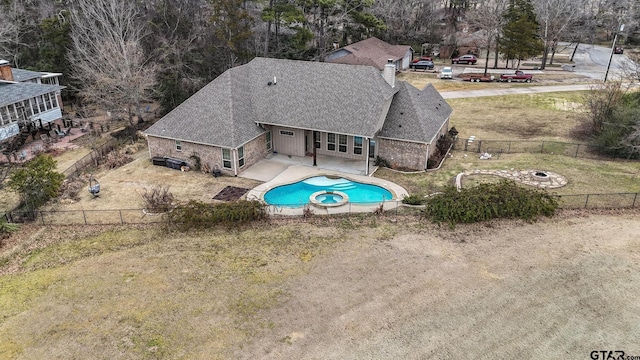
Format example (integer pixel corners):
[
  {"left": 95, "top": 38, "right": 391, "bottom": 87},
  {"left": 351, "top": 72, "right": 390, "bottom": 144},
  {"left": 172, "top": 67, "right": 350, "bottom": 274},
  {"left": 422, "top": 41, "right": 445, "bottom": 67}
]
[{"left": 0, "top": 0, "right": 638, "bottom": 118}]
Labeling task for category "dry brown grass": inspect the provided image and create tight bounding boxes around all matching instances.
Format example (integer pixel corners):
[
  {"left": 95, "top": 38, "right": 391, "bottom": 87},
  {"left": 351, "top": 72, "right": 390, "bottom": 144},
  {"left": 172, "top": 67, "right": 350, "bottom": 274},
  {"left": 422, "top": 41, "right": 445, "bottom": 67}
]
[
  {"left": 1, "top": 214, "right": 639, "bottom": 358},
  {"left": 447, "top": 91, "right": 588, "bottom": 141}
]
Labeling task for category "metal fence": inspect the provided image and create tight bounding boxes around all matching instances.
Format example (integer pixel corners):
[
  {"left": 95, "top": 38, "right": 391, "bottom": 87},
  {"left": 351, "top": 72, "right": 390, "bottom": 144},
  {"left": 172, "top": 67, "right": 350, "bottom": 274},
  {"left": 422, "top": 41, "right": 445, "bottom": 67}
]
[
  {"left": 62, "top": 138, "right": 119, "bottom": 177},
  {"left": 455, "top": 138, "right": 626, "bottom": 161},
  {"left": 4, "top": 193, "right": 638, "bottom": 225}
]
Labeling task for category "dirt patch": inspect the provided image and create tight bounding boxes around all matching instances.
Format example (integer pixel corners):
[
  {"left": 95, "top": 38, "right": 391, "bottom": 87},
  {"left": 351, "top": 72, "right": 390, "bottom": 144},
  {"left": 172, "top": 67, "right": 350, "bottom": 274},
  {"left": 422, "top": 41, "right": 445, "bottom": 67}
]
[
  {"left": 213, "top": 186, "right": 250, "bottom": 201},
  {"left": 235, "top": 211, "right": 640, "bottom": 359}
]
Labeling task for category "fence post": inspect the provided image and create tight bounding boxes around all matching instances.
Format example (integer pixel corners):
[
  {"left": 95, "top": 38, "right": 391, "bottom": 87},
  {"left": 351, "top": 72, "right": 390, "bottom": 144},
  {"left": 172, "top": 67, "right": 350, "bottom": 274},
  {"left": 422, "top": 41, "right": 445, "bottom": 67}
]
[
  {"left": 119, "top": 210, "right": 124, "bottom": 225},
  {"left": 477, "top": 140, "right": 482, "bottom": 153},
  {"left": 464, "top": 139, "right": 468, "bottom": 151},
  {"left": 82, "top": 209, "right": 87, "bottom": 225},
  {"left": 541, "top": 141, "right": 544, "bottom": 153},
  {"left": 584, "top": 194, "right": 589, "bottom": 208},
  {"left": 507, "top": 141, "right": 511, "bottom": 154},
  {"left": 575, "top": 144, "right": 580, "bottom": 158},
  {"left": 40, "top": 211, "right": 45, "bottom": 225},
  {"left": 633, "top": 193, "right": 638, "bottom": 208}
]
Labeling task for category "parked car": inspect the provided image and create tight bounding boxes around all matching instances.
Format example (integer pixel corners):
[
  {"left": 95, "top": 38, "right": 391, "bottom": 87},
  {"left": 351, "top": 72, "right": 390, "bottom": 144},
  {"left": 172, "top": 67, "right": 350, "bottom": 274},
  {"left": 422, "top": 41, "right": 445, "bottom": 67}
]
[
  {"left": 614, "top": 47, "right": 624, "bottom": 54},
  {"left": 440, "top": 67, "right": 453, "bottom": 79},
  {"left": 452, "top": 54, "right": 478, "bottom": 64},
  {"left": 499, "top": 70, "right": 533, "bottom": 82},
  {"left": 412, "top": 56, "right": 432, "bottom": 63},
  {"left": 410, "top": 60, "right": 434, "bottom": 71}
]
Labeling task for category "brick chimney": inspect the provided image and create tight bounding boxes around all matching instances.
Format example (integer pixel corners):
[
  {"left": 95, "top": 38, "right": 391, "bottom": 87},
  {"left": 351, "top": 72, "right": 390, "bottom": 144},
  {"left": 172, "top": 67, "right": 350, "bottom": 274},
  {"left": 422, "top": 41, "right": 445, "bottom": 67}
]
[
  {"left": 0, "top": 60, "right": 14, "bottom": 82},
  {"left": 383, "top": 59, "right": 395, "bottom": 88}
]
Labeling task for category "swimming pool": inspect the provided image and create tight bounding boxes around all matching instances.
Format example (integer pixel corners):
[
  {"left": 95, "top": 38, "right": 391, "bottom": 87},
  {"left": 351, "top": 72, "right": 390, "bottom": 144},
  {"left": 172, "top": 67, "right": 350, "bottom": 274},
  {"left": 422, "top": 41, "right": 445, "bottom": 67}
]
[{"left": 263, "top": 176, "right": 393, "bottom": 208}]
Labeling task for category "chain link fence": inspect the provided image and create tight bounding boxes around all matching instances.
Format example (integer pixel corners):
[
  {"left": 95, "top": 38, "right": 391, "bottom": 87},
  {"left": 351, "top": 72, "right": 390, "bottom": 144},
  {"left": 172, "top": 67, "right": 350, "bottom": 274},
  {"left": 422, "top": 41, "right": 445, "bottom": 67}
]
[
  {"left": 62, "top": 138, "right": 119, "bottom": 177},
  {"left": 455, "top": 138, "right": 627, "bottom": 161},
  {"left": 4, "top": 193, "right": 638, "bottom": 225}
]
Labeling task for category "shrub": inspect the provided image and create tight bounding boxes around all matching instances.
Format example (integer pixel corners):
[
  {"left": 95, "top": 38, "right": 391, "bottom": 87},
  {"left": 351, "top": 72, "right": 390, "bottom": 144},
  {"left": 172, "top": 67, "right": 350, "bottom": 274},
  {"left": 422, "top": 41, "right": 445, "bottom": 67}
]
[
  {"left": 189, "top": 153, "right": 202, "bottom": 171},
  {"left": 141, "top": 186, "right": 175, "bottom": 213},
  {"left": 59, "top": 176, "right": 85, "bottom": 202},
  {"left": 422, "top": 180, "right": 558, "bottom": 228},
  {"left": 401, "top": 194, "right": 424, "bottom": 205},
  {"left": 102, "top": 151, "right": 133, "bottom": 169},
  {"left": 302, "top": 204, "right": 314, "bottom": 219},
  {"left": 166, "top": 200, "right": 267, "bottom": 231},
  {"left": 8, "top": 154, "right": 65, "bottom": 215},
  {"left": 0, "top": 218, "right": 20, "bottom": 241},
  {"left": 374, "top": 156, "right": 389, "bottom": 168}
]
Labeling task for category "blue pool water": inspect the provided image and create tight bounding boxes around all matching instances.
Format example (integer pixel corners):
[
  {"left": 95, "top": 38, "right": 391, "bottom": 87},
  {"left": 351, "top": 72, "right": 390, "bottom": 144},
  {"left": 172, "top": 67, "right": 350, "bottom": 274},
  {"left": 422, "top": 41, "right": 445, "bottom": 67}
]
[{"left": 264, "top": 176, "right": 393, "bottom": 208}]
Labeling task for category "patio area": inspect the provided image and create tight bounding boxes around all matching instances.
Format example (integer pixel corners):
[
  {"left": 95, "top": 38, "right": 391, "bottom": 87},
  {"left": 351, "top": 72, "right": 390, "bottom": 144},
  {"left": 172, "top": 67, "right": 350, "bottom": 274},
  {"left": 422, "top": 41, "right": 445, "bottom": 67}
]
[
  {"left": 3, "top": 127, "right": 89, "bottom": 164},
  {"left": 240, "top": 153, "right": 378, "bottom": 182}
]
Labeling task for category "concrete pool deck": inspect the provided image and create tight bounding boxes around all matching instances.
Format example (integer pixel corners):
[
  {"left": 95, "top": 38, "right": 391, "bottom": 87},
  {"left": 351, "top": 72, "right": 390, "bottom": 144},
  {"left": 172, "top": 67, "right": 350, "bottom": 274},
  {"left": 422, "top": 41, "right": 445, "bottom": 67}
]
[
  {"left": 240, "top": 153, "right": 377, "bottom": 182},
  {"left": 246, "top": 165, "right": 409, "bottom": 216}
]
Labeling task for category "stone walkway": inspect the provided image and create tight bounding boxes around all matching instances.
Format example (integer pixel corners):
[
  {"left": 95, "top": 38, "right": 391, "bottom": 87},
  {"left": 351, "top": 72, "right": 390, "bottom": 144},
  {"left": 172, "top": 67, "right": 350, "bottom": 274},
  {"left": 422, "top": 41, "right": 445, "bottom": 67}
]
[{"left": 456, "top": 169, "right": 568, "bottom": 190}]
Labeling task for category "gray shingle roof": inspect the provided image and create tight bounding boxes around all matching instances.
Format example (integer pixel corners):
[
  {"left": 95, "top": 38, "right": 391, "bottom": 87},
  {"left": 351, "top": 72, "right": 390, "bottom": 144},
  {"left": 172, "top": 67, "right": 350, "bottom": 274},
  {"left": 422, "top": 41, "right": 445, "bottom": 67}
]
[
  {"left": 0, "top": 82, "right": 64, "bottom": 108},
  {"left": 143, "top": 67, "right": 263, "bottom": 149},
  {"left": 327, "top": 37, "right": 412, "bottom": 70},
  {"left": 145, "top": 57, "right": 399, "bottom": 147},
  {"left": 11, "top": 68, "right": 45, "bottom": 82},
  {"left": 379, "top": 82, "right": 453, "bottom": 144}
]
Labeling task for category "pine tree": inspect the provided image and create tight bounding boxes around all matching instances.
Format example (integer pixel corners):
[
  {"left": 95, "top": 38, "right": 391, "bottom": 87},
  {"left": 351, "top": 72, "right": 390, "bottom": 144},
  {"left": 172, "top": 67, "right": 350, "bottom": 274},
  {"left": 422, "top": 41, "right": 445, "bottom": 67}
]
[{"left": 498, "top": 0, "right": 544, "bottom": 69}]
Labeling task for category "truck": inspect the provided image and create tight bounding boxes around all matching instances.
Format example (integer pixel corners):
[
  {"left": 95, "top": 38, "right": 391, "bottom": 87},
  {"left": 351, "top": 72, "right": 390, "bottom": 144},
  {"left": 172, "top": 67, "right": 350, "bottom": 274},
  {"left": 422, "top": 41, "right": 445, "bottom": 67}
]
[
  {"left": 500, "top": 70, "right": 533, "bottom": 83},
  {"left": 461, "top": 73, "right": 494, "bottom": 82}
]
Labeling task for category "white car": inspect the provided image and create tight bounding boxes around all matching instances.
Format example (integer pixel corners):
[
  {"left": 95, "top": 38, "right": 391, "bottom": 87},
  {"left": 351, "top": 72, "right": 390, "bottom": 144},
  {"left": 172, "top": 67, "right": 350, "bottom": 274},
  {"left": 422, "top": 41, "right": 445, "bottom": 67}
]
[{"left": 440, "top": 67, "right": 453, "bottom": 79}]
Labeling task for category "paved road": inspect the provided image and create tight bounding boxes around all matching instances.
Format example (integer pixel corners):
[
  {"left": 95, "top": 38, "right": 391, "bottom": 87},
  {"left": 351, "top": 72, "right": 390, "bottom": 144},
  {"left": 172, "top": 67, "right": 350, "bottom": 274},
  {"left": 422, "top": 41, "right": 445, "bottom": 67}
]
[
  {"left": 440, "top": 84, "right": 596, "bottom": 99},
  {"left": 560, "top": 43, "right": 637, "bottom": 81}
]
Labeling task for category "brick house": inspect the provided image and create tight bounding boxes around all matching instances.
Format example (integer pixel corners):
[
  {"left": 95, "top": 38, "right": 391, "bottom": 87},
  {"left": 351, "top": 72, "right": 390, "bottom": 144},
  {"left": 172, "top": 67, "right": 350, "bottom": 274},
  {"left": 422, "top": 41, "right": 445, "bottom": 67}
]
[
  {"left": 144, "top": 57, "right": 452, "bottom": 175},
  {"left": 325, "top": 37, "right": 414, "bottom": 71},
  {"left": 0, "top": 59, "right": 64, "bottom": 144}
]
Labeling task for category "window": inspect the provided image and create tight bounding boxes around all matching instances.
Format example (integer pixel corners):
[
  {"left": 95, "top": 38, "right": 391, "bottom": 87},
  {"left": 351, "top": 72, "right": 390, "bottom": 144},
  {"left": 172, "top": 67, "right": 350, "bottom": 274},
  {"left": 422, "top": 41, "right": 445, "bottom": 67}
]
[
  {"left": 327, "top": 133, "right": 336, "bottom": 151},
  {"left": 266, "top": 131, "right": 272, "bottom": 151},
  {"left": 38, "top": 96, "right": 45, "bottom": 112},
  {"left": 50, "top": 93, "right": 58, "bottom": 109},
  {"left": 314, "top": 131, "right": 320, "bottom": 148},
  {"left": 339, "top": 134, "right": 347, "bottom": 153},
  {"left": 222, "top": 148, "right": 232, "bottom": 169},
  {"left": 45, "top": 93, "right": 52, "bottom": 110},
  {"left": 354, "top": 136, "right": 363, "bottom": 155},
  {"left": 175, "top": 140, "right": 182, "bottom": 151},
  {"left": 280, "top": 130, "right": 294, "bottom": 136},
  {"left": 30, "top": 98, "right": 39, "bottom": 115},
  {"left": 238, "top": 146, "right": 245, "bottom": 167}
]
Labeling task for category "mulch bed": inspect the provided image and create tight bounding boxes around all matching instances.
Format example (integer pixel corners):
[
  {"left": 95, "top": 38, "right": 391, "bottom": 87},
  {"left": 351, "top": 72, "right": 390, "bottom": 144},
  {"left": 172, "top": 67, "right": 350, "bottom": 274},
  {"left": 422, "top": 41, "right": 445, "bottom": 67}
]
[{"left": 213, "top": 186, "right": 249, "bottom": 201}]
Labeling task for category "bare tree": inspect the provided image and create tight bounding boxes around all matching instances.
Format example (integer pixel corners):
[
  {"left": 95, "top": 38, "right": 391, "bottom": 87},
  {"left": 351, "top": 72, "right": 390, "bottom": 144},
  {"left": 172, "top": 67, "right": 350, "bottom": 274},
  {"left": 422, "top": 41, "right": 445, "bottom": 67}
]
[
  {"left": 467, "top": 0, "right": 509, "bottom": 73},
  {"left": 69, "top": 0, "right": 157, "bottom": 136},
  {"left": 0, "top": 2, "right": 24, "bottom": 63},
  {"left": 533, "top": 0, "right": 585, "bottom": 69}
]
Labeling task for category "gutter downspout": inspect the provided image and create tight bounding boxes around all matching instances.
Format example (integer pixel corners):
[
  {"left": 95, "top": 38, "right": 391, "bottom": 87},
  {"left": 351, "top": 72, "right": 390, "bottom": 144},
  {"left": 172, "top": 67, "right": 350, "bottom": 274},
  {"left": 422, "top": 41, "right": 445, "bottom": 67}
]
[
  {"left": 365, "top": 138, "right": 370, "bottom": 176},
  {"left": 232, "top": 148, "right": 238, "bottom": 176},
  {"left": 425, "top": 143, "right": 430, "bottom": 170}
]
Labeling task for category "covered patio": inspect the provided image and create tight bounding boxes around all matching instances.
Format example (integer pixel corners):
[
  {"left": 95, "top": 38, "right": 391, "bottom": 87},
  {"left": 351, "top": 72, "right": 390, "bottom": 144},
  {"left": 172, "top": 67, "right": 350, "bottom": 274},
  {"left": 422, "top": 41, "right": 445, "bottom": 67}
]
[{"left": 240, "top": 152, "right": 378, "bottom": 182}]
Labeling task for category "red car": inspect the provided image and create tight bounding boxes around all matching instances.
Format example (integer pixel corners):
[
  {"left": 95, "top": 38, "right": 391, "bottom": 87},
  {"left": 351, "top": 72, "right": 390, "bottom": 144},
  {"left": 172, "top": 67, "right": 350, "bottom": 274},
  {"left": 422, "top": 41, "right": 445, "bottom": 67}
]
[
  {"left": 412, "top": 56, "right": 432, "bottom": 63},
  {"left": 452, "top": 54, "right": 478, "bottom": 64}
]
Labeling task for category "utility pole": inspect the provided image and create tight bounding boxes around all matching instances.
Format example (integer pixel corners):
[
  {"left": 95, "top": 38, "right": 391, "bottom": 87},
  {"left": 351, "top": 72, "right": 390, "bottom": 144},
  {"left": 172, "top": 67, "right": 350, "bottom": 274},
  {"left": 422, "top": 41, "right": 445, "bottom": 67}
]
[{"left": 604, "top": 23, "right": 625, "bottom": 83}]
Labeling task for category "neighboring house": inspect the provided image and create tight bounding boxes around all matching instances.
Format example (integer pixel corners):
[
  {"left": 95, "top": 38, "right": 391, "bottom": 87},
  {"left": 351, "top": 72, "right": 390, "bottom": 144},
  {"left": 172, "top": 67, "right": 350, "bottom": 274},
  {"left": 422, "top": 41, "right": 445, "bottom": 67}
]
[
  {"left": 325, "top": 37, "right": 413, "bottom": 71},
  {"left": 0, "top": 59, "right": 64, "bottom": 143},
  {"left": 144, "top": 57, "right": 452, "bottom": 175}
]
